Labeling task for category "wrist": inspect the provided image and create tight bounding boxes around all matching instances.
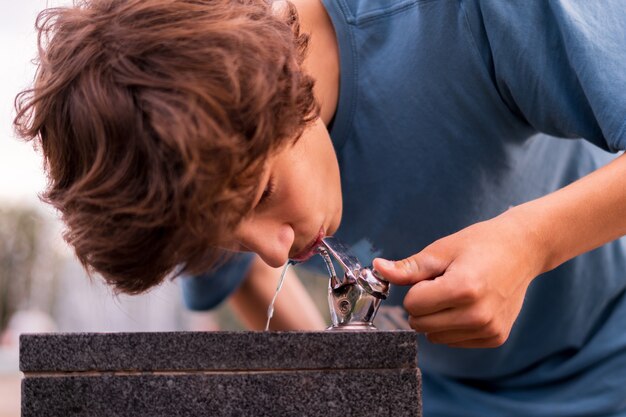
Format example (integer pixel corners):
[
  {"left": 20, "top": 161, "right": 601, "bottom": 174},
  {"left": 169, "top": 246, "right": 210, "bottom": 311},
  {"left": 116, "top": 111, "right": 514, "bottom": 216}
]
[{"left": 497, "top": 204, "right": 553, "bottom": 278}]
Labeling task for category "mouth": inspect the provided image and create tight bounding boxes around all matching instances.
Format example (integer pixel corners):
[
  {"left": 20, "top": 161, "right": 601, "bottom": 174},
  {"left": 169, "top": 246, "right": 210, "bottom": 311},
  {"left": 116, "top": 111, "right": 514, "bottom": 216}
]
[{"left": 290, "top": 227, "right": 325, "bottom": 262}]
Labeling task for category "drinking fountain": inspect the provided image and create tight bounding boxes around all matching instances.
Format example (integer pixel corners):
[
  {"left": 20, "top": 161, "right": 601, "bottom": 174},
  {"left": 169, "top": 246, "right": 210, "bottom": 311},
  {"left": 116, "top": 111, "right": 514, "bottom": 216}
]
[
  {"left": 318, "top": 236, "right": 390, "bottom": 330},
  {"left": 20, "top": 237, "right": 422, "bottom": 416}
]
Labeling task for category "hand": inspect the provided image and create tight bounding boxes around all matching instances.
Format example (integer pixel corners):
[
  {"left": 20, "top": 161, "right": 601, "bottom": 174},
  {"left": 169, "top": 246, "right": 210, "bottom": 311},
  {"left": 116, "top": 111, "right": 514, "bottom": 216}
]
[{"left": 373, "top": 211, "right": 545, "bottom": 348}]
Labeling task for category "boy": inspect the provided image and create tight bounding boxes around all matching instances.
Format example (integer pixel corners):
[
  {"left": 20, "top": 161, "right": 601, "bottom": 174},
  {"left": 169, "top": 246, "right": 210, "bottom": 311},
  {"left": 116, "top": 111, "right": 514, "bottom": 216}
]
[{"left": 15, "top": 0, "right": 626, "bottom": 415}]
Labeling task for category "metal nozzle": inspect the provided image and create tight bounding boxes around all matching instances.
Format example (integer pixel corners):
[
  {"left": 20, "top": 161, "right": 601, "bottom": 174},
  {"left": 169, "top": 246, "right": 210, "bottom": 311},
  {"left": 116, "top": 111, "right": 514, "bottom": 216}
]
[{"left": 317, "top": 237, "right": 390, "bottom": 330}]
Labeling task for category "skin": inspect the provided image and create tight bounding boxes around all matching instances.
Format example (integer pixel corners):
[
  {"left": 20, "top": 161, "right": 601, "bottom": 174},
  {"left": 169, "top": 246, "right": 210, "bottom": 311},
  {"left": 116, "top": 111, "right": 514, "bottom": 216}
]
[
  {"left": 229, "top": 117, "right": 341, "bottom": 332},
  {"left": 373, "top": 156, "right": 626, "bottom": 347},
  {"left": 232, "top": 117, "right": 342, "bottom": 268},
  {"left": 231, "top": 0, "right": 626, "bottom": 345},
  {"left": 227, "top": 0, "right": 340, "bottom": 330},
  {"left": 232, "top": 0, "right": 341, "bottom": 268}
]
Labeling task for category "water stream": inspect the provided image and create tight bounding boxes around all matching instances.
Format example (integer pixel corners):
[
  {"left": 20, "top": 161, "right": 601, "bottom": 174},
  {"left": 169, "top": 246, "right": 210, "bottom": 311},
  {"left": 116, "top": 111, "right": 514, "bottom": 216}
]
[{"left": 264, "top": 260, "right": 296, "bottom": 331}]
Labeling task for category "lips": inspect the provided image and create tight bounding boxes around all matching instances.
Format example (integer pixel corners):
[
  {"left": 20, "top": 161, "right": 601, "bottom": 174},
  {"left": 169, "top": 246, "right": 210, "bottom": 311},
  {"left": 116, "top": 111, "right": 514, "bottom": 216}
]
[{"left": 290, "top": 228, "right": 325, "bottom": 262}]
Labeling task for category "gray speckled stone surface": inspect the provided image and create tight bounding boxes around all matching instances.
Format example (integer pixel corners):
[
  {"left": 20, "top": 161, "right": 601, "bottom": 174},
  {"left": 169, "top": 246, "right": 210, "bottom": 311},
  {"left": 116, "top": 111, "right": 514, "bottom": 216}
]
[
  {"left": 21, "top": 331, "right": 421, "bottom": 417},
  {"left": 20, "top": 331, "right": 417, "bottom": 372}
]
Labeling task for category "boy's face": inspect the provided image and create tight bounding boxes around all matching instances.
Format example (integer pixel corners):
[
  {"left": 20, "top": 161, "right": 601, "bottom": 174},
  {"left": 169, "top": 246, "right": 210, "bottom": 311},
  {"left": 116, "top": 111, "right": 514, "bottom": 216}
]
[{"left": 232, "top": 118, "right": 342, "bottom": 267}]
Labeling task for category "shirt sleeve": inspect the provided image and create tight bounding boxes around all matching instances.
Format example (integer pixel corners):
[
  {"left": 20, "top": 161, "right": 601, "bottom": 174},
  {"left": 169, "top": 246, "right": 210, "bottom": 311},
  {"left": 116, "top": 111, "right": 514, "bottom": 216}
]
[
  {"left": 179, "top": 252, "right": 254, "bottom": 311},
  {"left": 462, "top": 0, "right": 626, "bottom": 151}
]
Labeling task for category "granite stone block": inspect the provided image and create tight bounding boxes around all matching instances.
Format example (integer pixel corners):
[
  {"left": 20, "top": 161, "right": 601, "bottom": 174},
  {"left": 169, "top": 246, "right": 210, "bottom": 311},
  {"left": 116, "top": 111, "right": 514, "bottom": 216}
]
[
  {"left": 21, "top": 331, "right": 421, "bottom": 417},
  {"left": 20, "top": 331, "right": 417, "bottom": 372}
]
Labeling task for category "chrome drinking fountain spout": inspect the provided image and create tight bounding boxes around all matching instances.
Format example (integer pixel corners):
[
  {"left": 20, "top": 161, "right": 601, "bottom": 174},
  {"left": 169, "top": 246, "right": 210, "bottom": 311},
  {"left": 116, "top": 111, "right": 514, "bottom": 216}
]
[{"left": 318, "top": 237, "right": 390, "bottom": 330}]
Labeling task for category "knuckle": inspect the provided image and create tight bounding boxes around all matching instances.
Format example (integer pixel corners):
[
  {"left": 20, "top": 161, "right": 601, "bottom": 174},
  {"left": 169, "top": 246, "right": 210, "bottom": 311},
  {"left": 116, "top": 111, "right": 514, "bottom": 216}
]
[
  {"left": 485, "top": 334, "right": 507, "bottom": 348},
  {"left": 426, "top": 333, "right": 442, "bottom": 344},
  {"left": 411, "top": 318, "right": 433, "bottom": 332},
  {"left": 496, "top": 333, "right": 509, "bottom": 345},
  {"left": 398, "top": 257, "right": 419, "bottom": 275},
  {"left": 481, "top": 322, "right": 509, "bottom": 347},
  {"left": 453, "top": 276, "right": 482, "bottom": 302},
  {"left": 419, "top": 251, "right": 443, "bottom": 271},
  {"left": 483, "top": 320, "right": 500, "bottom": 338},
  {"left": 466, "top": 308, "right": 491, "bottom": 327},
  {"left": 403, "top": 298, "right": 415, "bottom": 314},
  {"left": 408, "top": 316, "right": 428, "bottom": 333}
]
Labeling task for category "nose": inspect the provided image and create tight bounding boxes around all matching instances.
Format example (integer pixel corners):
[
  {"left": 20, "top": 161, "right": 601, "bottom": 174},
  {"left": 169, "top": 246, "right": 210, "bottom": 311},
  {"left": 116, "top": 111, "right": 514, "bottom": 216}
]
[{"left": 234, "top": 219, "right": 295, "bottom": 268}]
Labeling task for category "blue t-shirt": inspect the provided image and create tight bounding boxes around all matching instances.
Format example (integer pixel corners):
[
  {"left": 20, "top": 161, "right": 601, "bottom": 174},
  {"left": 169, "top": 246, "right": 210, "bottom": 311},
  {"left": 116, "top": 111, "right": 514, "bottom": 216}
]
[{"left": 182, "top": 0, "right": 626, "bottom": 414}]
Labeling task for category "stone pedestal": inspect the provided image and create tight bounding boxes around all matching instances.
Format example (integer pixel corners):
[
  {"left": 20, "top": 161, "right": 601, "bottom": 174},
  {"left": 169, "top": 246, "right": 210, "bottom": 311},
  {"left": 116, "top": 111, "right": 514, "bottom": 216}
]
[{"left": 20, "top": 331, "right": 421, "bottom": 416}]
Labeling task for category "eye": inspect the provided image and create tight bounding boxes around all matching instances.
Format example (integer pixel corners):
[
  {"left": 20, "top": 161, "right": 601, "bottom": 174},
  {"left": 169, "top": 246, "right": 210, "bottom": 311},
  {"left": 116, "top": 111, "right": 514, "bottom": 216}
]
[{"left": 257, "top": 176, "right": 276, "bottom": 207}]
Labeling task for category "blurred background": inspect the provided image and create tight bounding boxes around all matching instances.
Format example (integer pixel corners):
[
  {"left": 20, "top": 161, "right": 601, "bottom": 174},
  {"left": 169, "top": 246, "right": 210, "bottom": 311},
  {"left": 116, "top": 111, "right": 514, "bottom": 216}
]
[{"left": 0, "top": 2, "right": 330, "bottom": 416}]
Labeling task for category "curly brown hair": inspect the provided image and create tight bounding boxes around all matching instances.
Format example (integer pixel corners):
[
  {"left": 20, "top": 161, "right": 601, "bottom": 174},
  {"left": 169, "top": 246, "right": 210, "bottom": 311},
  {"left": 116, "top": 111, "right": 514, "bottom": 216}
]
[{"left": 14, "top": 0, "right": 318, "bottom": 294}]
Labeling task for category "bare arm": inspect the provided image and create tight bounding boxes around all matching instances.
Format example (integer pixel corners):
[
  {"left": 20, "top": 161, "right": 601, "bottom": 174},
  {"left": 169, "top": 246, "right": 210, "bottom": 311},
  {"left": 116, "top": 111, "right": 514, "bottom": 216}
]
[
  {"left": 228, "top": 255, "right": 326, "bottom": 330},
  {"left": 375, "top": 152, "right": 626, "bottom": 348},
  {"left": 515, "top": 152, "right": 626, "bottom": 272}
]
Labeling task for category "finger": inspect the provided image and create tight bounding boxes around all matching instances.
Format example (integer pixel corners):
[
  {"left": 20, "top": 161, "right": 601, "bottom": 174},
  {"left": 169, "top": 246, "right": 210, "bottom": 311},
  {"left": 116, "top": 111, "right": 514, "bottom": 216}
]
[
  {"left": 407, "top": 307, "right": 476, "bottom": 333},
  {"left": 426, "top": 329, "right": 507, "bottom": 348},
  {"left": 373, "top": 248, "right": 451, "bottom": 286},
  {"left": 447, "top": 336, "right": 507, "bottom": 349},
  {"left": 408, "top": 309, "right": 467, "bottom": 332},
  {"left": 402, "top": 270, "right": 473, "bottom": 316},
  {"left": 403, "top": 280, "right": 453, "bottom": 316}
]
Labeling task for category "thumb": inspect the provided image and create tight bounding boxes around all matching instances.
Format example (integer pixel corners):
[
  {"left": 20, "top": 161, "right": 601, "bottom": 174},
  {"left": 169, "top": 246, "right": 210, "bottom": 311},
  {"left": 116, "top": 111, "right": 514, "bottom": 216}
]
[{"left": 373, "top": 251, "right": 449, "bottom": 286}]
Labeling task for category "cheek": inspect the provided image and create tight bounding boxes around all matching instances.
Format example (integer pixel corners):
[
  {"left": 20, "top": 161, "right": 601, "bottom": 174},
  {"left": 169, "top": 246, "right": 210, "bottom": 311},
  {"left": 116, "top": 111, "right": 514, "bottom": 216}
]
[
  {"left": 323, "top": 148, "right": 342, "bottom": 213},
  {"left": 289, "top": 182, "right": 316, "bottom": 216},
  {"left": 280, "top": 169, "right": 320, "bottom": 220},
  {"left": 282, "top": 123, "right": 339, "bottom": 222}
]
